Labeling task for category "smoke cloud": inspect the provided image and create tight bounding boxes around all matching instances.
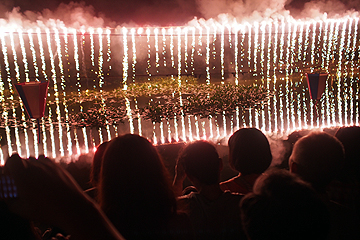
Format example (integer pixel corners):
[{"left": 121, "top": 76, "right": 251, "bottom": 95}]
[
  {"left": 0, "top": 2, "right": 112, "bottom": 29},
  {"left": 1, "top": 0, "right": 360, "bottom": 28},
  {"left": 195, "top": 0, "right": 291, "bottom": 21}
]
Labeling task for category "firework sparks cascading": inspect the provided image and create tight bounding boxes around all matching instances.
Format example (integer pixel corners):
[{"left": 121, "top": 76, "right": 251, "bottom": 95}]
[{"left": 0, "top": 16, "right": 359, "bottom": 162}]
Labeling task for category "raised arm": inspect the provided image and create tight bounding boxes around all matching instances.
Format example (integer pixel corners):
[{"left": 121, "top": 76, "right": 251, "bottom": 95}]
[
  {"left": 172, "top": 157, "right": 187, "bottom": 197},
  {"left": 5, "top": 154, "right": 125, "bottom": 240}
]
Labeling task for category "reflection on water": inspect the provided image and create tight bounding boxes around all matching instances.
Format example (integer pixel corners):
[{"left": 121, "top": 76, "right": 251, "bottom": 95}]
[{"left": 0, "top": 17, "right": 359, "bottom": 162}]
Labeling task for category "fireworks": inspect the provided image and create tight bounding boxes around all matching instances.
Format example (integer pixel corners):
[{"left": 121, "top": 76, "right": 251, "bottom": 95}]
[{"left": 0, "top": 16, "right": 359, "bottom": 160}]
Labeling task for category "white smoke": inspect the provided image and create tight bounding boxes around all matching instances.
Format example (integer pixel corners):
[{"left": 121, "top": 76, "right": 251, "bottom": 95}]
[
  {"left": 194, "top": 0, "right": 291, "bottom": 21},
  {"left": 194, "top": 0, "right": 360, "bottom": 24},
  {"left": 0, "top": 2, "right": 113, "bottom": 29},
  {"left": 301, "top": 0, "right": 360, "bottom": 18}
]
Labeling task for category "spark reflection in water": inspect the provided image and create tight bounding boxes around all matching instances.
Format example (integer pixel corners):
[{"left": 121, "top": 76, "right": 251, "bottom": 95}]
[{"left": 0, "top": 17, "right": 359, "bottom": 161}]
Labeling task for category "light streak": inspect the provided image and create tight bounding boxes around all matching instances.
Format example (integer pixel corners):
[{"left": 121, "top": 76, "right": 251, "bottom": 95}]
[
  {"left": 184, "top": 27, "right": 188, "bottom": 74},
  {"left": 296, "top": 81, "right": 302, "bottom": 129},
  {"left": 53, "top": 28, "right": 65, "bottom": 157},
  {"left": 190, "top": 27, "right": 196, "bottom": 75},
  {"left": 234, "top": 27, "right": 240, "bottom": 130},
  {"left": 194, "top": 115, "right": 200, "bottom": 140},
  {"left": 125, "top": 97, "right": 134, "bottom": 134},
  {"left": 89, "top": 28, "right": 96, "bottom": 85},
  {"left": 153, "top": 122, "right": 158, "bottom": 145},
  {"left": 98, "top": 28, "right": 105, "bottom": 89},
  {"left": 162, "top": 28, "right": 167, "bottom": 67},
  {"left": 273, "top": 74, "right": 278, "bottom": 133},
  {"left": 303, "top": 22, "right": 311, "bottom": 68},
  {"left": 337, "top": 19, "right": 347, "bottom": 126},
  {"left": 122, "top": 27, "right": 129, "bottom": 89},
  {"left": 297, "top": 22, "right": 304, "bottom": 65},
  {"left": 106, "top": 28, "right": 112, "bottom": 66},
  {"left": 97, "top": 28, "right": 112, "bottom": 141},
  {"left": 206, "top": 26, "right": 210, "bottom": 84},
  {"left": 98, "top": 128, "right": 104, "bottom": 145},
  {"left": 174, "top": 114, "right": 179, "bottom": 142},
  {"left": 253, "top": 22, "right": 259, "bottom": 76},
  {"left": 209, "top": 115, "right": 214, "bottom": 139},
  {"left": 62, "top": 28, "right": 73, "bottom": 156},
  {"left": 285, "top": 21, "right": 292, "bottom": 72},
  {"left": 131, "top": 28, "right": 137, "bottom": 82},
  {"left": 17, "top": 29, "right": 30, "bottom": 82},
  {"left": 197, "top": 27, "right": 202, "bottom": 57},
  {"left": 37, "top": 28, "right": 48, "bottom": 81},
  {"left": 177, "top": 27, "right": 186, "bottom": 142},
  {"left": 0, "top": 29, "right": 14, "bottom": 155},
  {"left": 310, "top": 21, "right": 317, "bottom": 71},
  {"left": 324, "top": 74, "right": 330, "bottom": 127},
  {"left": 290, "top": 22, "right": 297, "bottom": 73},
  {"left": 160, "top": 121, "right": 165, "bottom": 144},
  {"left": 316, "top": 21, "right": 323, "bottom": 71},
  {"left": 41, "top": 116, "right": 47, "bottom": 156},
  {"left": 212, "top": 25, "right": 217, "bottom": 71},
  {"left": 47, "top": 107, "right": 57, "bottom": 159},
  {"left": 266, "top": 23, "right": 272, "bottom": 132},
  {"left": 345, "top": 18, "right": 353, "bottom": 70},
  {"left": 240, "top": 25, "right": 246, "bottom": 71},
  {"left": 254, "top": 108, "right": 259, "bottom": 130},
  {"left": 279, "top": 19, "right": 285, "bottom": 70},
  {"left": 351, "top": 18, "right": 359, "bottom": 64},
  {"left": 273, "top": 21, "right": 279, "bottom": 70},
  {"left": 166, "top": 118, "right": 171, "bottom": 143},
  {"left": 177, "top": 27, "right": 182, "bottom": 80},
  {"left": 134, "top": 98, "right": 142, "bottom": 136},
  {"left": 279, "top": 80, "right": 284, "bottom": 133},
  {"left": 325, "top": 21, "right": 335, "bottom": 70},
  {"left": 0, "top": 148, "right": 4, "bottom": 166},
  {"left": 266, "top": 21, "right": 272, "bottom": 77},
  {"left": 201, "top": 121, "right": 206, "bottom": 140},
  {"left": 234, "top": 28, "right": 239, "bottom": 85},
  {"left": 222, "top": 112, "right": 227, "bottom": 137},
  {"left": 27, "top": 29, "right": 39, "bottom": 79},
  {"left": 82, "top": 127, "right": 89, "bottom": 154},
  {"left": 302, "top": 75, "right": 308, "bottom": 129},
  {"left": 146, "top": 28, "right": 152, "bottom": 80},
  {"left": 72, "top": 29, "right": 83, "bottom": 155},
  {"left": 220, "top": 26, "right": 225, "bottom": 83},
  {"left": 9, "top": 30, "right": 20, "bottom": 81},
  {"left": 321, "top": 20, "right": 329, "bottom": 70},
  {"left": 154, "top": 28, "right": 160, "bottom": 72},
  {"left": 187, "top": 116, "right": 193, "bottom": 141},
  {"left": 32, "top": 120, "right": 39, "bottom": 158},
  {"left": 169, "top": 28, "right": 175, "bottom": 70},
  {"left": 248, "top": 107, "right": 253, "bottom": 128},
  {"left": 247, "top": 23, "right": 252, "bottom": 71}
]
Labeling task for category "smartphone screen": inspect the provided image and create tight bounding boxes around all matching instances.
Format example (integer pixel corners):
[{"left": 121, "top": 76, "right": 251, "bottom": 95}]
[{"left": 0, "top": 171, "right": 18, "bottom": 199}]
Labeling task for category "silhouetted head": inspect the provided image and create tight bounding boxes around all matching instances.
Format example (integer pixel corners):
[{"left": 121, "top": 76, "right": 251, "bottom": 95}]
[
  {"left": 289, "top": 132, "right": 344, "bottom": 192},
  {"left": 90, "top": 141, "right": 109, "bottom": 187},
  {"left": 228, "top": 128, "right": 272, "bottom": 175},
  {"left": 335, "top": 126, "right": 360, "bottom": 178},
  {"left": 98, "top": 134, "right": 176, "bottom": 237},
  {"left": 178, "top": 140, "right": 222, "bottom": 185},
  {"left": 240, "top": 168, "right": 330, "bottom": 240}
]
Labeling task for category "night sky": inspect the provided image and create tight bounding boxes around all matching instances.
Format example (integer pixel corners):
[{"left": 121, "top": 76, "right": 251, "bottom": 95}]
[{"left": 1, "top": 0, "right": 360, "bottom": 26}]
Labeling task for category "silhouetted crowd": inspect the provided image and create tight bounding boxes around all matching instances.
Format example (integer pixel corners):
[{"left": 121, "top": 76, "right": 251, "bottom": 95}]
[{"left": 1, "top": 126, "right": 360, "bottom": 240}]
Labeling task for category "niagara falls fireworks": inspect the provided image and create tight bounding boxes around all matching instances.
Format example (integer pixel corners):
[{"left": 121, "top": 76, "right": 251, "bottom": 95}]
[{"left": 0, "top": 0, "right": 359, "bottom": 162}]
